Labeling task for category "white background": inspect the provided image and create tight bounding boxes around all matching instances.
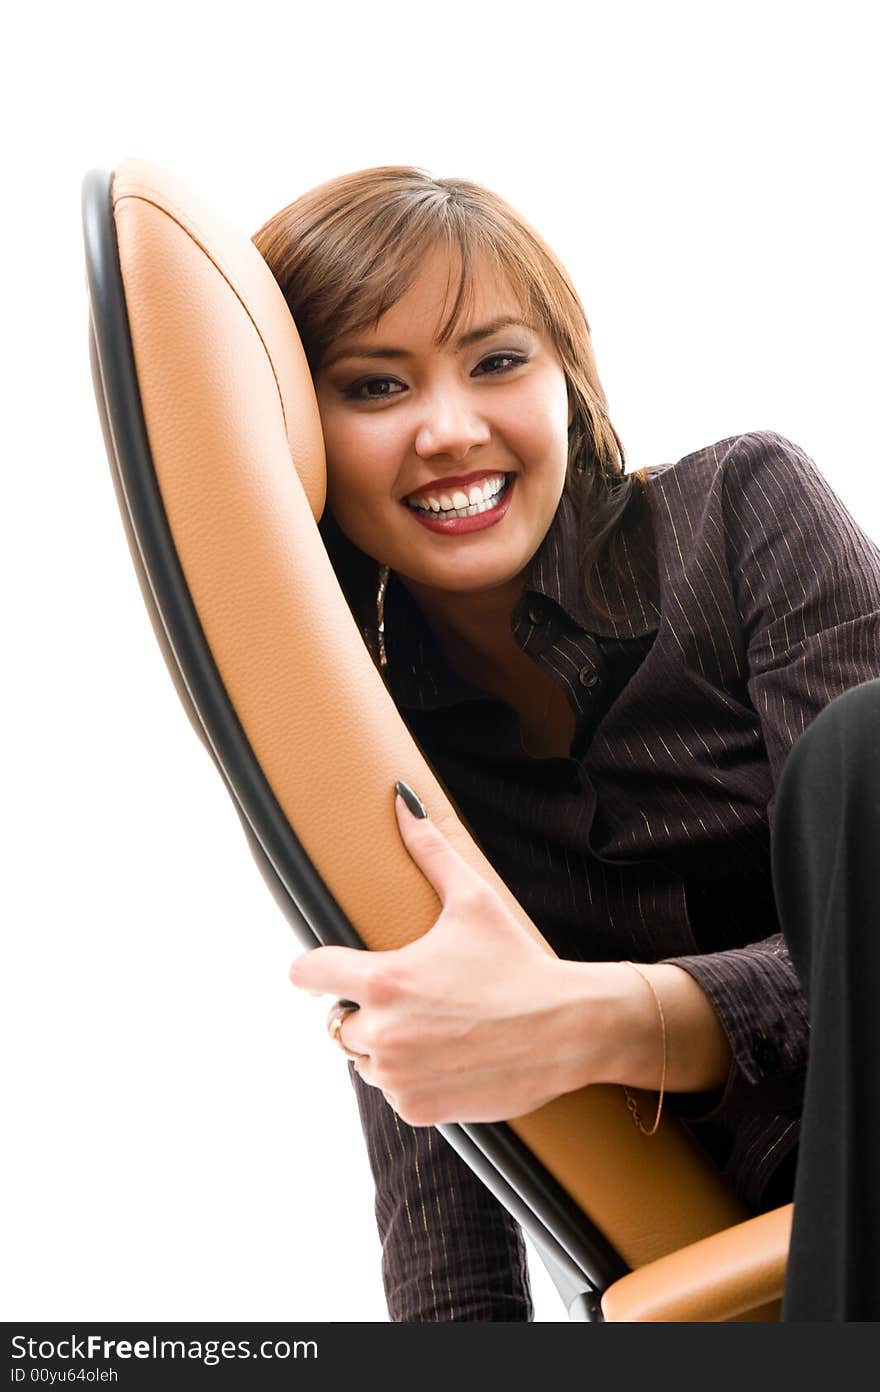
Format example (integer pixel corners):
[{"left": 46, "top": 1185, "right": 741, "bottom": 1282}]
[{"left": 3, "top": 0, "right": 878, "bottom": 1326}]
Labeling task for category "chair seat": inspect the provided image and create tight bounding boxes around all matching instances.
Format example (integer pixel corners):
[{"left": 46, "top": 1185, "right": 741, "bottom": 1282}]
[{"left": 601, "top": 1203, "right": 793, "bottom": 1321}]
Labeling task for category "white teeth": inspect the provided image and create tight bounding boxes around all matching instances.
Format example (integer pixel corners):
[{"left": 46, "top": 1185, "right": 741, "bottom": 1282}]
[{"left": 407, "top": 474, "right": 508, "bottom": 517}]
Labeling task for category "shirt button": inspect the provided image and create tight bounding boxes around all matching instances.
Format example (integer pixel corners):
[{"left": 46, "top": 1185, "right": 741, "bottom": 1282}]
[
  {"left": 527, "top": 602, "right": 546, "bottom": 625},
  {"left": 579, "top": 663, "right": 600, "bottom": 688}
]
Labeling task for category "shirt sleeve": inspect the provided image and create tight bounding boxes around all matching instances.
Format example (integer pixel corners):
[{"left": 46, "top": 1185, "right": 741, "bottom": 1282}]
[
  {"left": 345, "top": 1060, "right": 534, "bottom": 1321},
  {"left": 658, "top": 429, "right": 880, "bottom": 1123}
]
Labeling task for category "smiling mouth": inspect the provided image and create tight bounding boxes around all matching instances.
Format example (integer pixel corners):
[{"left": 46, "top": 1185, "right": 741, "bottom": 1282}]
[{"left": 403, "top": 473, "right": 511, "bottom": 519}]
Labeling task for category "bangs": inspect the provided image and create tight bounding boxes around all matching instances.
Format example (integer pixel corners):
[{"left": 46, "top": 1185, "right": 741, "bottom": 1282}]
[{"left": 320, "top": 216, "right": 537, "bottom": 363}]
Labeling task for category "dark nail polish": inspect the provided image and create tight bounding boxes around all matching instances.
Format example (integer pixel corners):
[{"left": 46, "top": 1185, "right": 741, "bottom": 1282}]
[{"left": 395, "top": 779, "right": 427, "bottom": 818}]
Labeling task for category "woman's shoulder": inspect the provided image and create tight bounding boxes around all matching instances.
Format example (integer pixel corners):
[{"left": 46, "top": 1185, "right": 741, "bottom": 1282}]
[
  {"left": 645, "top": 428, "right": 810, "bottom": 487},
  {"left": 643, "top": 430, "right": 880, "bottom": 589},
  {"left": 643, "top": 429, "right": 833, "bottom": 528}
]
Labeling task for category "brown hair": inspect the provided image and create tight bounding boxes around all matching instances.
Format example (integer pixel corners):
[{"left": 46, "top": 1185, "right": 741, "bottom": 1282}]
[{"left": 252, "top": 166, "right": 649, "bottom": 658}]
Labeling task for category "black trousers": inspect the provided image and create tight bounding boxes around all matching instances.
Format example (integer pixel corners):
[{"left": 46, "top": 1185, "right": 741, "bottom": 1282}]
[{"left": 771, "top": 677, "right": 880, "bottom": 1321}]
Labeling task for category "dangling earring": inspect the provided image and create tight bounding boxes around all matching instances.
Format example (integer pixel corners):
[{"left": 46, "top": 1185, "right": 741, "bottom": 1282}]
[{"left": 375, "top": 562, "right": 390, "bottom": 669}]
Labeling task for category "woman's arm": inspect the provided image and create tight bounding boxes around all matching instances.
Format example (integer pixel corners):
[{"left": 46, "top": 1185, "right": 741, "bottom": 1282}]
[
  {"left": 562, "top": 432, "right": 880, "bottom": 1122},
  {"left": 550, "top": 958, "right": 733, "bottom": 1096},
  {"left": 646, "top": 432, "right": 880, "bottom": 1123}
]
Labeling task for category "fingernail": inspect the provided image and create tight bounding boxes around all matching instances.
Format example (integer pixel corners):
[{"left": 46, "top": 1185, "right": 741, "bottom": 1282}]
[{"left": 394, "top": 780, "right": 427, "bottom": 819}]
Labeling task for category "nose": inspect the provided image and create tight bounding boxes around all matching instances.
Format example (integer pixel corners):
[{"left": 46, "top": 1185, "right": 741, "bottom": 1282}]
[{"left": 414, "top": 386, "right": 492, "bottom": 461}]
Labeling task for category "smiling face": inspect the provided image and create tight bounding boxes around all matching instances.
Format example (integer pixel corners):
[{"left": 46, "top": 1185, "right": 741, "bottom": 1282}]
[{"left": 312, "top": 243, "right": 573, "bottom": 630}]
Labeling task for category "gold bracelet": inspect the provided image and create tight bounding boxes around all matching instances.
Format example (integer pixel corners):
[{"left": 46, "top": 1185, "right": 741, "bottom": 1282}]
[{"left": 620, "top": 960, "right": 667, "bottom": 1137}]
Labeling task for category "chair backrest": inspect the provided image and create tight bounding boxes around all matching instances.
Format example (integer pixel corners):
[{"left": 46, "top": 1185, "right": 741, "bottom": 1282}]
[{"left": 82, "top": 156, "right": 769, "bottom": 1307}]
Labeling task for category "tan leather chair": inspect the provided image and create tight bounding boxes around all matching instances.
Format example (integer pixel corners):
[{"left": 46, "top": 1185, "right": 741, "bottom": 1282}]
[{"left": 81, "top": 157, "right": 793, "bottom": 1321}]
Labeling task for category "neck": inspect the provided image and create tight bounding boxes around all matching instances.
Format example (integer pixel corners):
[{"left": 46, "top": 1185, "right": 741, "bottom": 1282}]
[{"left": 396, "top": 568, "right": 533, "bottom": 695}]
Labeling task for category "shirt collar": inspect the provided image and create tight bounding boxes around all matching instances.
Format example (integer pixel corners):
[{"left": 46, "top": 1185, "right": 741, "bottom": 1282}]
[
  {"left": 518, "top": 481, "right": 660, "bottom": 639},
  {"left": 382, "top": 479, "right": 660, "bottom": 710}
]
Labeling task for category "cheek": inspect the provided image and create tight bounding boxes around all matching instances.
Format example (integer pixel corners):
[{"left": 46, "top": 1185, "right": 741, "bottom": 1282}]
[
  {"left": 323, "top": 416, "right": 400, "bottom": 497},
  {"left": 322, "top": 426, "right": 401, "bottom": 547},
  {"left": 321, "top": 442, "right": 370, "bottom": 519},
  {"left": 504, "top": 386, "right": 568, "bottom": 458},
  {"left": 546, "top": 377, "right": 574, "bottom": 457}
]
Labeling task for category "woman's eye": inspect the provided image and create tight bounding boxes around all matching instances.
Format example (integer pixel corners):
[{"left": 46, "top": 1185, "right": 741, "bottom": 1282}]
[
  {"left": 342, "top": 353, "right": 527, "bottom": 402},
  {"left": 343, "top": 377, "right": 404, "bottom": 401},
  {"left": 478, "top": 353, "right": 527, "bottom": 375}
]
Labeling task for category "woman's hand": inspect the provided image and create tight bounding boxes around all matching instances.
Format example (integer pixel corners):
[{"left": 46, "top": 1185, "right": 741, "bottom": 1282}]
[{"left": 289, "top": 790, "right": 601, "bottom": 1126}]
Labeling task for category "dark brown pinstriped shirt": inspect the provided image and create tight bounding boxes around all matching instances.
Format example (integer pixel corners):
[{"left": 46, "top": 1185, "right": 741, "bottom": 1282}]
[{"left": 346, "top": 429, "right": 880, "bottom": 1322}]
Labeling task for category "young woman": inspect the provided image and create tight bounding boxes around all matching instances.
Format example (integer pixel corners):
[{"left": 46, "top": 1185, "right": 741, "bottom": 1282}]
[{"left": 252, "top": 168, "right": 880, "bottom": 1322}]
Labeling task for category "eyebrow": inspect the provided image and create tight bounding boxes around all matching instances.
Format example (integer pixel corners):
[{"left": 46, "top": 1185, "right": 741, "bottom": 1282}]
[{"left": 320, "top": 317, "right": 538, "bottom": 370}]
